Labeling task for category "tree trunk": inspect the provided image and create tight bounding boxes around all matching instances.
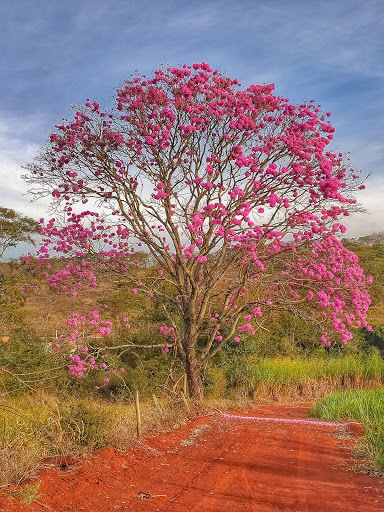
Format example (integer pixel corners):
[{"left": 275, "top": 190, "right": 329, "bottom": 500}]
[
  {"left": 182, "top": 293, "right": 204, "bottom": 400},
  {"left": 185, "top": 351, "right": 203, "bottom": 400}
]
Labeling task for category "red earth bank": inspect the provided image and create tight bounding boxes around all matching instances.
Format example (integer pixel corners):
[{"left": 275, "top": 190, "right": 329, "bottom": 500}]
[{"left": 2, "top": 403, "right": 383, "bottom": 512}]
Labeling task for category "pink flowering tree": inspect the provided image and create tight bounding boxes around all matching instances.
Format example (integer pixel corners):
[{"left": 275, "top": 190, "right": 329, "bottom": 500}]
[{"left": 24, "top": 63, "right": 372, "bottom": 399}]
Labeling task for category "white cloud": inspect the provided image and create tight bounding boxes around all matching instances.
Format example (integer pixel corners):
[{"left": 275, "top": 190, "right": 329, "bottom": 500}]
[
  {"left": 0, "top": 113, "right": 51, "bottom": 219},
  {"left": 0, "top": 154, "right": 51, "bottom": 219},
  {"left": 344, "top": 177, "right": 384, "bottom": 237}
]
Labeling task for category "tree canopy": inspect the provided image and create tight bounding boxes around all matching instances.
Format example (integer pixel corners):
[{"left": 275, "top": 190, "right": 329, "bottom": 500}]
[
  {"left": 0, "top": 206, "right": 40, "bottom": 259},
  {"left": 24, "top": 63, "right": 372, "bottom": 398}
]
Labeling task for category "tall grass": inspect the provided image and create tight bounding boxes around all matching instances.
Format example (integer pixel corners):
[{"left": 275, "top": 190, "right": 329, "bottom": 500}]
[
  {"left": 310, "top": 389, "right": 384, "bottom": 472},
  {"left": 249, "top": 353, "right": 384, "bottom": 400},
  {"left": 0, "top": 392, "right": 189, "bottom": 486}
]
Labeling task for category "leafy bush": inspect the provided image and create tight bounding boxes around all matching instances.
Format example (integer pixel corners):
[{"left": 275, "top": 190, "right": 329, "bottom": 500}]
[{"left": 203, "top": 366, "right": 227, "bottom": 398}]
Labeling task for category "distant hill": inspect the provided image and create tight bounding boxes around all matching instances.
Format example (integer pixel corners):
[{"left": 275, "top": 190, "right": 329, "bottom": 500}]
[{"left": 344, "top": 232, "right": 384, "bottom": 246}]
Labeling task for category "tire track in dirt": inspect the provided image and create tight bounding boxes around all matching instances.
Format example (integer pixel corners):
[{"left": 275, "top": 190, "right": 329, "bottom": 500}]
[
  {"left": 160, "top": 406, "right": 383, "bottom": 512},
  {"left": 162, "top": 424, "right": 242, "bottom": 511}
]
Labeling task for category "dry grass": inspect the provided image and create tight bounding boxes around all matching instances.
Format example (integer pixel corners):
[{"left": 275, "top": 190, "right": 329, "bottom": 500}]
[
  {"left": 1, "top": 481, "right": 41, "bottom": 504},
  {"left": 0, "top": 392, "right": 190, "bottom": 487}
]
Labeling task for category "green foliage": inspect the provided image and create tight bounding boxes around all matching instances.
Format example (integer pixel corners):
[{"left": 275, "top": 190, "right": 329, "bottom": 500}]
[
  {"left": 214, "top": 335, "right": 261, "bottom": 389},
  {"left": 362, "top": 325, "right": 384, "bottom": 356},
  {"left": 0, "top": 264, "right": 27, "bottom": 330},
  {"left": 311, "top": 388, "right": 384, "bottom": 471},
  {"left": 0, "top": 328, "right": 70, "bottom": 396},
  {"left": 0, "top": 206, "right": 39, "bottom": 259},
  {"left": 264, "top": 311, "right": 324, "bottom": 355},
  {"left": 146, "top": 276, "right": 181, "bottom": 327},
  {"left": 342, "top": 241, "right": 384, "bottom": 356},
  {"left": 343, "top": 241, "right": 384, "bottom": 325},
  {"left": 120, "top": 364, "right": 166, "bottom": 396},
  {"left": 0, "top": 329, "right": 47, "bottom": 371},
  {"left": 203, "top": 366, "right": 227, "bottom": 398}
]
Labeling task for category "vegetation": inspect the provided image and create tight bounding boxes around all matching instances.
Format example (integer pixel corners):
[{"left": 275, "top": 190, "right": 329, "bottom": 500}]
[
  {"left": 24, "top": 63, "right": 372, "bottom": 398},
  {"left": 311, "top": 389, "right": 384, "bottom": 472},
  {"left": 208, "top": 349, "right": 384, "bottom": 401},
  {"left": 0, "top": 393, "right": 189, "bottom": 487},
  {"left": 0, "top": 206, "right": 39, "bottom": 259},
  {"left": 0, "top": 227, "right": 383, "bottom": 486},
  {"left": 1, "top": 350, "right": 383, "bottom": 486}
]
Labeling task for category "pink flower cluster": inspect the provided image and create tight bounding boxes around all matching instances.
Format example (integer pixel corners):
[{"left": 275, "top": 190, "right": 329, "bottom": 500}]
[
  {"left": 292, "top": 236, "right": 372, "bottom": 344},
  {"left": 68, "top": 353, "right": 99, "bottom": 378},
  {"left": 25, "top": 62, "right": 371, "bottom": 354},
  {"left": 159, "top": 325, "right": 175, "bottom": 338}
]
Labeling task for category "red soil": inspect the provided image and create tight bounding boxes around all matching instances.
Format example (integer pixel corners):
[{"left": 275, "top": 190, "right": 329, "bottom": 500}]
[{"left": 2, "top": 403, "right": 383, "bottom": 512}]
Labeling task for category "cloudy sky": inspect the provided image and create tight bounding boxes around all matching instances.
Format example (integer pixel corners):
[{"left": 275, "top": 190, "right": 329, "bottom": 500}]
[{"left": 1, "top": 0, "right": 383, "bottom": 249}]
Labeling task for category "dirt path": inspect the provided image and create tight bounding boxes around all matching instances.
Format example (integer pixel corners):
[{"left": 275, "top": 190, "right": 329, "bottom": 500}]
[{"left": 2, "top": 403, "right": 383, "bottom": 512}]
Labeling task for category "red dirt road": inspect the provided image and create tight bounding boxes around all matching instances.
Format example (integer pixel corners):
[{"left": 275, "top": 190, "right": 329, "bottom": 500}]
[{"left": 2, "top": 403, "right": 383, "bottom": 512}]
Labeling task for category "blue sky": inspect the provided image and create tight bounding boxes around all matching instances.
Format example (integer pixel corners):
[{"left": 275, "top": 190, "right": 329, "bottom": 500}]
[{"left": 1, "top": 0, "right": 383, "bottom": 252}]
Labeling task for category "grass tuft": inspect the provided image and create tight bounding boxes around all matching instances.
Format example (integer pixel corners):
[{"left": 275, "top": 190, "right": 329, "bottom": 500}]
[{"left": 4, "top": 480, "right": 41, "bottom": 504}]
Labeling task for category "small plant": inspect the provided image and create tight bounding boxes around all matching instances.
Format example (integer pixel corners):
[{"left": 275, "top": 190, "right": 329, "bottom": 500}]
[{"left": 5, "top": 480, "right": 41, "bottom": 504}]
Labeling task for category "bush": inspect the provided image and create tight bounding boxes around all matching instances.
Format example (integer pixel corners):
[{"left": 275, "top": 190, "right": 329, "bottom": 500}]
[
  {"left": 0, "top": 329, "right": 71, "bottom": 396},
  {"left": 203, "top": 366, "right": 227, "bottom": 398}
]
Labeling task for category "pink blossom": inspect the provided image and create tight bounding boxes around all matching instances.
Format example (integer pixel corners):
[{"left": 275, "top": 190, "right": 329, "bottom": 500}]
[{"left": 29, "top": 63, "right": 372, "bottom": 374}]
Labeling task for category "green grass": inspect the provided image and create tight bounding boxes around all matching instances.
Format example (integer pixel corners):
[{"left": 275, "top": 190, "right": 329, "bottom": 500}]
[
  {"left": 208, "top": 351, "right": 384, "bottom": 400},
  {"left": 311, "top": 388, "right": 384, "bottom": 472},
  {"left": 248, "top": 353, "right": 384, "bottom": 400}
]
